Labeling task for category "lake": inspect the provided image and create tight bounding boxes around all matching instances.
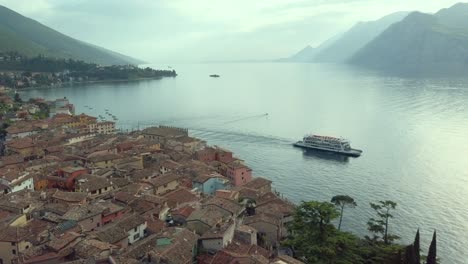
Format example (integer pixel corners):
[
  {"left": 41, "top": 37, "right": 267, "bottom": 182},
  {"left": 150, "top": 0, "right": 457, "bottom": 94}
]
[{"left": 21, "top": 63, "right": 468, "bottom": 263}]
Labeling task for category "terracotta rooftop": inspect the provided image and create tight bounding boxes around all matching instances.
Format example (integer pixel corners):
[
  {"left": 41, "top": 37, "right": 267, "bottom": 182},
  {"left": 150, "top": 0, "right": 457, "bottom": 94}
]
[
  {"left": 96, "top": 214, "right": 146, "bottom": 244},
  {"left": 163, "top": 187, "right": 198, "bottom": 208},
  {"left": 243, "top": 177, "right": 272, "bottom": 190},
  {"left": 62, "top": 203, "right": 104, "bottom": 221},
  {"left": 148, "top": 173, "right": 182, "bottom": 188},
  {"left": 187, "top": 207, "right": 225, "bottom": 228},
  {"left": 52, "top": 190, "right": 87, "bottom": 203},
  {"left": 142, "top": 126, "right": 187, "bottom": 138},
  {"left": 203, "top": 197, "right": 243, "bottom": 216},
  {"left": 47, "top": 231, "right": 82, "bottom": 252},
  {"left": 149, "top": 228, "right": 199, "bottom": 264}
]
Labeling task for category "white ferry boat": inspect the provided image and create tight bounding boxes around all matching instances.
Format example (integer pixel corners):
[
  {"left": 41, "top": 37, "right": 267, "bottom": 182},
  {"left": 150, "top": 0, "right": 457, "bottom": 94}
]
[{"left": 294, "top": 134, "right": 362, "bottom": 157}]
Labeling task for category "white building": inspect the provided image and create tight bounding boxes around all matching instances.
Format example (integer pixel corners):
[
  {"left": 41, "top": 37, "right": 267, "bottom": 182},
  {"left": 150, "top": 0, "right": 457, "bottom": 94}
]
[
  {"left": 0, "top": 172, "right": 34, "bottom": 194},
  {"left": 88, "top": 121, "right": 116, "bottom": 134}
]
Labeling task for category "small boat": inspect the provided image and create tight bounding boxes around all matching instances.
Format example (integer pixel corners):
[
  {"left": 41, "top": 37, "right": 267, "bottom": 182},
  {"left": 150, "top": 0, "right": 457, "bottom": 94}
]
[
  {"left": 209, "top": 74, "right": 220, "bottom": 78},
  {"left": 293, "top": 134, "right": 362, "bottom": 157}
]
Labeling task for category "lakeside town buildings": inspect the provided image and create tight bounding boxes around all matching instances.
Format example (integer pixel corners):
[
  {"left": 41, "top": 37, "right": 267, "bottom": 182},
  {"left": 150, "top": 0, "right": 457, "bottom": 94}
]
[{"left": 0, "top": 90, "right": 301, "bottom": 264}]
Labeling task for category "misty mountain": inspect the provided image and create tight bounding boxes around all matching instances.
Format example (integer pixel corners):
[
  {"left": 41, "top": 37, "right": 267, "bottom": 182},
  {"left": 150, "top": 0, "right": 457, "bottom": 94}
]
[
  {"left": 0, "top": 5, "right": 142, "bottom": 65},
  {"left": 277, "top": 45, "right": 316, "bottom": 62},
  {"left": 277, "top": 33, "right": 343, "bottom": 62},
  {"left": 312, "top": 12, "right": 410, "bottom": 63},
  {"left": 350, "top": 3, "right": 468, "bottom": 76}
]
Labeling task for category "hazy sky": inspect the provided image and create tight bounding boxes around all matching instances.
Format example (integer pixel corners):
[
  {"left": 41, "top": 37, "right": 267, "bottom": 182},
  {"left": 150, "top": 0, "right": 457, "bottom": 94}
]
[{"left": 0, "top": 0, "right": 461, "bottom": 62}]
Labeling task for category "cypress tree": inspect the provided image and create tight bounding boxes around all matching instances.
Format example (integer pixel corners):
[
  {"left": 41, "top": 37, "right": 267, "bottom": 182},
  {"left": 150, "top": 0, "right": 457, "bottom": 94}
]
[
  {"left": 414, "top": 229, "right": 420, "bottom": 264},
  {"left": 404, "top": 244, "right": 417, "bottom": 264},
  {"left": 427, "top": 230, "right": 437, "bottom": 264}
]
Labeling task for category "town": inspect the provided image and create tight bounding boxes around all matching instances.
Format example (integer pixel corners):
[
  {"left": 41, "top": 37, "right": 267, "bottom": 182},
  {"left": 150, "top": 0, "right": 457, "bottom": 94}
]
[
  {"left": 0, "top": 52, "right": 177, "bottom": 89},
  {"left": 0, "top": 87, "right": 301, "bottom": 264}
]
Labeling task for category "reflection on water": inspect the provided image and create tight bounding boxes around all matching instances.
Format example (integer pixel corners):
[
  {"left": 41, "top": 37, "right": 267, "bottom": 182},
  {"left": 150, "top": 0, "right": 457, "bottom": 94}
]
[
  {"left": 301, "top": 148, "right": 350, "bottom": 163},
  {"left": 20, "top": 63, "right": 468, "bottom": 263}
]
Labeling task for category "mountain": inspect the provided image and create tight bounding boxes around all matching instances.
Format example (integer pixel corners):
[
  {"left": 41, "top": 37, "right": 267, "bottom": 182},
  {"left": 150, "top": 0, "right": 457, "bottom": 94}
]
[
  {"left": 277, "top": 45, "right": 316, "bottom": 62},
  {"left": 0, "top": 5, "right": 143, "bottom": 65},
  {"left": 277, "top": 33, "right": 343, "bottom": 62},
  {"left": 312, "top": 12, "right": 410, "bottom": 63},
  {"left": 350, "top": 3, "right": 468, "bottom": 76}
]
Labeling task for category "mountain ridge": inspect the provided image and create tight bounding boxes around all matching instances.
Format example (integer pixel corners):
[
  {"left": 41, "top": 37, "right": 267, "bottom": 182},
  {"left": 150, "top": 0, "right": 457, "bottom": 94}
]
[
  {"left": 349, "top": 3, "right": 468, "bottom": 76},
  {"left": 0, "top": 5, "right": 143, "bottom": 65}
]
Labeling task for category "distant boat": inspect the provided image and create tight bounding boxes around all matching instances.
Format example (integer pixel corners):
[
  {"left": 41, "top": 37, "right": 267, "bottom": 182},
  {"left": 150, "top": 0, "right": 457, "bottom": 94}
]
[{"left": 209, "top": 74, "right": 220, "bottom": 78}]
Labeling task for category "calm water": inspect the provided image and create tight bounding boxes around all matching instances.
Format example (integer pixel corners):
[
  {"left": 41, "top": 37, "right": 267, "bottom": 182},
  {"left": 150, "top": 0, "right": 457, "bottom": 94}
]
[{"left": 22, "top": 63, "right": 468, "bottom": 263}]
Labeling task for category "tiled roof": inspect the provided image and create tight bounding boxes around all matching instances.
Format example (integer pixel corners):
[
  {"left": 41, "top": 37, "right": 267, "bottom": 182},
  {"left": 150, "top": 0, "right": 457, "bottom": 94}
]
[
  {"left": 163, "top": 188, "right": 198, "bottom": 208},
  {"left": 62, "top": 203, "right": 104, "bottom": 221},
  {"left": 47, "top": 231, "right": 82, "bottom": 252},
  {"left": 96, "top": 214, "right": 145, "bottom": 244},
  {"left": 244, "top": 213, "right": 280, "bottom": 226},
  {"left": 52, "top": 190, "right": 87, "bottom": 203},
  {"left": 186, "top": 207, "right": 225, "bottom": 228},
  {"left": 75, "top": 174, "right": 112, "bottom": 193},
  {"left": 142, "top": 127, "right": 187, "bottom": 138},
  {"left": 148, "top": 173, "right": 181, "bottom": 188},
  {"left": 203, "top": 197, "right": 243, "bottom": 216},
  {"left": 150, "top": 228, "right": 199, "bottom": 264},
  {"left": 243, "top": 177, "right": 272, "bottom": 190}
]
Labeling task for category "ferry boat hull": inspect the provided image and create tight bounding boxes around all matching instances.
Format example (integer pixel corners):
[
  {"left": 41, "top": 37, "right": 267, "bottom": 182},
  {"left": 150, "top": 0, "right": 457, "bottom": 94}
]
[{"left": 293, "top": 141, "right": 363, "bottom": 157}]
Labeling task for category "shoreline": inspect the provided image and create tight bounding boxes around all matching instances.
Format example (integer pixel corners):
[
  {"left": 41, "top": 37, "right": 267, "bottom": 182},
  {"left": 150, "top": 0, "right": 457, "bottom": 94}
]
[{"left": 16, "top": 76, "right": 175, "bottom": 91}]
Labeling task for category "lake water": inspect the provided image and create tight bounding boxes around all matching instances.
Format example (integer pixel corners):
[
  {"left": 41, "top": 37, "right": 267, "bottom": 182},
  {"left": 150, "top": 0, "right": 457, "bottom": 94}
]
[{"left": 21, "top": 63, "right": 468, "bottom": 263}]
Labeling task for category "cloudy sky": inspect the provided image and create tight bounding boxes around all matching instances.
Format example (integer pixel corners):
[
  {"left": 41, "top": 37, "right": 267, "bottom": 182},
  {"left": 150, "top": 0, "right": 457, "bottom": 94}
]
[{"left": 0, "top": 0, "right": 460, "bottom": 62}]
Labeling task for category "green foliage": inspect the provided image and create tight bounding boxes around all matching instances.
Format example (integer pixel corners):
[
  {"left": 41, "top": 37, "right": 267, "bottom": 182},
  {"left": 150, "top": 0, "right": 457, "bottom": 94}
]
[
  {"left": 331, "top": 195, "right": 357, "bottom": 231},
  {"left": 0, "top": 53, "right": 176, "bottom": 88},
  {"left": 367, "top": 200, "right": 400, "bottom": 244},
  {"left": 14, "top": 92, "right": 21, "bottom": 103},
  {"left": 286, "top": 200, "right": 406, "bottom": 264},
  {"left": 0, "top": 5, "right": 141, "bottom": 65}
]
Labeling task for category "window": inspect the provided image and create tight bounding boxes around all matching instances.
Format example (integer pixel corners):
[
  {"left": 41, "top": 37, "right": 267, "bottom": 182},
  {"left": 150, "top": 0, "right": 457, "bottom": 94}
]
[
  {"left": 11, "top": 242, "right": 15, "bottom": 246},
  {"left": 134, "top": 227, "right": 138, "bottom": 232},
  {"left": 12, "top": 250, "right": 16, "bottom": 255},
  {"left": 133, "top": 233, "right": 140, "bottom": 240}
]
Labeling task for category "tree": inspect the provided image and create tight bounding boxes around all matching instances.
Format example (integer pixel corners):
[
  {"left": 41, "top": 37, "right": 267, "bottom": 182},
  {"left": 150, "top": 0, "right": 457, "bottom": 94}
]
[
  {"left": 14, "top": 92, "right": 22, "bottom": 103},
  {"left": 367, "top": 200, "right": 399, "bottom": 244},
  {"left": 285, "top": 201, "right": 342, "bottom": 263},
  {"left": 331, "top": 195, "right": 357, "bottom": 231},
  {"left": 414, "top": 229, "right": 420, "bottom": 264},
  {"left": 426, "top": 231, "right": 437, "bottom": 264}
]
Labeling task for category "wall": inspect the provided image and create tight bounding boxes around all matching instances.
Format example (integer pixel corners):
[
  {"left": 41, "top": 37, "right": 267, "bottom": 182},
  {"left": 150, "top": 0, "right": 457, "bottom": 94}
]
[
  {"left": 127, "top": 222, "right": 147, "bottom": 245},
  {"left": 246, "top": 222, "right": 278, "bottom": 248},
  {"left": 78, "top": 214, "right": 102, "bottom": 232},
  {"left": 11, "top": 177, "right": 34, "bottom": 193},
  {"left": 0, "top": 240, "right": 32, "bottom": 264},
  {"left": 0, "top": 241, "right": 15, "bottom": 264},
  {"left": 234, "top": 229, "right": 257, "bottom": 245},
  {"left": 102, "top": 211, "right": 124, "bottom": 226},
  {"left": 186, "top": 220, "right": 210, "bottom": 236},
  {"left": 228, "top": 167, "right": 252, "bottom": 186},
  {"left": 222, "top": 223, "right": 236, "bottom": 247},
  {"left": 201, "top": 238, "right": 223, "bottom": 252},
  {"left": 9, "top": 214, "right": 28, "bottom": 227},
  {"left": 202, "top": 178, "right": 229, "bottom": 195},
  {"left": 155, "top": 180, "right": 179, "bottom": 195}
]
